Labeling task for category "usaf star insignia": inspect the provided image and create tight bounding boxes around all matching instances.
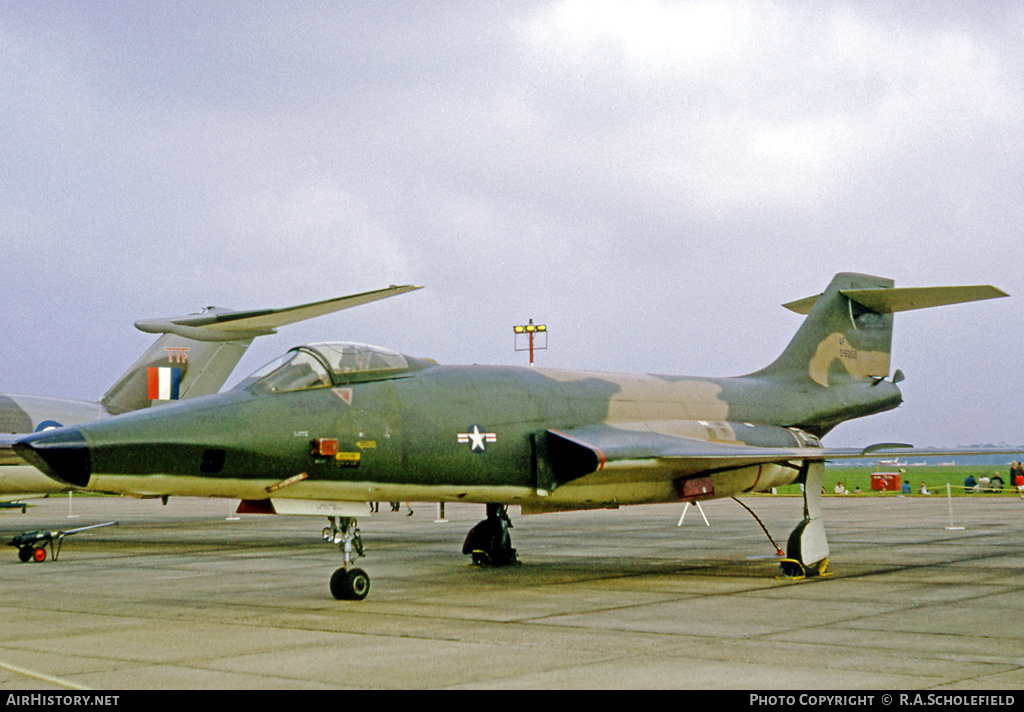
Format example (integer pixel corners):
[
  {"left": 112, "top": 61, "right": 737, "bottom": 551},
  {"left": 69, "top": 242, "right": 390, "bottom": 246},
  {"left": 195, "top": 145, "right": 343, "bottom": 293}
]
[{"left": 457, "top": 424, "right": 497, "bottom": 452}]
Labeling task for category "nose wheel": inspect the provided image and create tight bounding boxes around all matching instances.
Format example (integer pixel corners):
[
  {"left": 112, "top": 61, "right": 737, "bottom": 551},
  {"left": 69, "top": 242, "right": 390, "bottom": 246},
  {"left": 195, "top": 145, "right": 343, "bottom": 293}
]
[
  {"left": 330, "top": 566, "right": 370, "bottom": 600},
  {"left": 325, "top": 516, "right": 370, "bottom": 600}
]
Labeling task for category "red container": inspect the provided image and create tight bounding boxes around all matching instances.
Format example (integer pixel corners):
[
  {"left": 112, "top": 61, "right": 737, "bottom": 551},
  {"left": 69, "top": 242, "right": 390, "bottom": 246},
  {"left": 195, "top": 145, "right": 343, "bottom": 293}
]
[{"left": 871, "top": 473, "right": 902, "bottom": 491}]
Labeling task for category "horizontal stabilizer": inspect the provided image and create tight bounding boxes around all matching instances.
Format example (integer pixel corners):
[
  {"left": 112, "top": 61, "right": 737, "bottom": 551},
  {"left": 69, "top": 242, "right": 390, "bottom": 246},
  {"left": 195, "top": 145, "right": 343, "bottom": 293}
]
[
  {"left": 841, "top": 285, "right": 1008, "bottom": 314},
  {"left": 784, "top": 285, "right": 1007, "bottom": 315},
  {"left": 134, "top": 284, "right": 423, "bottom": 342}
]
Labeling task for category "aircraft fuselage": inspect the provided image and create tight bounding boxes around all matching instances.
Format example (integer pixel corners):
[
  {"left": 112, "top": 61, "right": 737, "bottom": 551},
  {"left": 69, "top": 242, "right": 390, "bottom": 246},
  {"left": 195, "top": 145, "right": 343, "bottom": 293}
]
[{"left": 19, "top": 360, "right": 902, "bottom": 511}]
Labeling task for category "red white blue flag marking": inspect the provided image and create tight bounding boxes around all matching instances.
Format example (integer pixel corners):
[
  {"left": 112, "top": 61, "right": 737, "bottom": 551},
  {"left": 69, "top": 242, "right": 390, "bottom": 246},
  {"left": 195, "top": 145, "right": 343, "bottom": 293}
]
[{"left": 148, "top": 367, "right": 181, "bottom": 400}]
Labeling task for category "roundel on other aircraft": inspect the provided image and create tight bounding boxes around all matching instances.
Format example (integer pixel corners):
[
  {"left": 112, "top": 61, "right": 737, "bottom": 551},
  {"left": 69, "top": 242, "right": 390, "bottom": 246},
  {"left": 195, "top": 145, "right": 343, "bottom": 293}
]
[{"left": 35, "top": 420, "right": 63, "bottom": 432}]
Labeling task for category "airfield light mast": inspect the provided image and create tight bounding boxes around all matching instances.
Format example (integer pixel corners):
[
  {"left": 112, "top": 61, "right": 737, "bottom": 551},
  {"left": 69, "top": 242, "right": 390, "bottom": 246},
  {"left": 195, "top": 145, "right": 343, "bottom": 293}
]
[{"left": 513, "top": 319, "right": 547, "bottom": 366}]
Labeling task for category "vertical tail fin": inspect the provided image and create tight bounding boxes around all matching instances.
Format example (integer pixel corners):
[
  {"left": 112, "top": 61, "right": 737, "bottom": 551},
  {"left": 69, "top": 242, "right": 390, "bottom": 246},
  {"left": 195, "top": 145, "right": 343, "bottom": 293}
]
[
  {"left": 99, "top": 333, "right": 252, "bottom": 414},
  {"left": 754, "top": 272, "right": 1007, "bottom": 387}
]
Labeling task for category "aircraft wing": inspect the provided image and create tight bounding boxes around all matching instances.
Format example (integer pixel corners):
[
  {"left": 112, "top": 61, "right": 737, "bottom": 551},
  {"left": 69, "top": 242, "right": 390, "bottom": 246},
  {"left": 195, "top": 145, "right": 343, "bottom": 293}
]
[
  {"left": 133, "top": 284, "right": 422, "bottom": 342},
  {"left": 0, "top": 434, "right": 22, "bottom": 466},
  {"left": 546, "top": 425, "right": 826, "bottom": 486},
  {"left": 1, "top": 493, "right": 48, "bottom": 505},
  {"left": 545, "top": 425, "right": 1024, "bottom": 488}
]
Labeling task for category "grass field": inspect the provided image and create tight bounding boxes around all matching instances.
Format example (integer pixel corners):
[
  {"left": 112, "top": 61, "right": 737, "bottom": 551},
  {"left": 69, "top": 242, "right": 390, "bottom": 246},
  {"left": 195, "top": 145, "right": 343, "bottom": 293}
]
[{"left": 769, "top": 464, "right": 1024, "bottom": 497}]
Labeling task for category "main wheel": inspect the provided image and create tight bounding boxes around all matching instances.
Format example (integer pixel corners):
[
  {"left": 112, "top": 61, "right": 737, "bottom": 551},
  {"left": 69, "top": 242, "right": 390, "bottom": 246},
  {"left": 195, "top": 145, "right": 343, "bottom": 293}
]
[
  {"left": 777, "top": 559, "right": 806, "bottom": 579},
  {"left": 33, "top": 547, "right": 47, "bottom": 563},
  {"left": 330, "top": 567, "right": 371, "bottom": 600},
  {"left": 18, "top": 546, "right": 33, "bottom": 563}
]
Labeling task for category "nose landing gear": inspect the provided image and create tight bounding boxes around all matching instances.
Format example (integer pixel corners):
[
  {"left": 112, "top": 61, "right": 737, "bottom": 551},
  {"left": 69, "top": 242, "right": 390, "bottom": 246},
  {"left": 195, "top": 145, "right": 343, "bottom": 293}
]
[{"left": 325, "top": 516, "right": 370, "bottom": 600}]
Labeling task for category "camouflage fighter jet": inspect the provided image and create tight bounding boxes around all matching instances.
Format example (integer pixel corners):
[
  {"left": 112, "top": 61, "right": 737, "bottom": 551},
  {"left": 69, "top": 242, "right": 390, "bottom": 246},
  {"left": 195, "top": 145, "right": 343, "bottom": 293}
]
[
  {"left": 0, "top": 285, "right": 420, "bottom": 504},
  {"left": 13, "top": 273, "right": 1007, "bottom": 599}
]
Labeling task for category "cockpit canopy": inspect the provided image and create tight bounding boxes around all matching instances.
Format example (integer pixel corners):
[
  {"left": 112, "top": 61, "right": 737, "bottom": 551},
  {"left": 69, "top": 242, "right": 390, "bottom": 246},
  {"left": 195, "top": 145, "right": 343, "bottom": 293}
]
[{"left": 239, "top": 342, "right": 414, "bottom": 393}]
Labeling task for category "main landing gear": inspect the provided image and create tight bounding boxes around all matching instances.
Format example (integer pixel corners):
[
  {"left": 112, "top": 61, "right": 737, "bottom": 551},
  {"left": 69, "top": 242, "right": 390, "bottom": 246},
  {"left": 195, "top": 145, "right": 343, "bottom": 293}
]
[
  {"left": 325, "top": 516, "right": 370, "bottom": 600},
  {"left": 463, "top": 504, "right": 518, "bottom": 567},
  {"left": 778, "top": 461, "right": 832, "bottom": 580}
]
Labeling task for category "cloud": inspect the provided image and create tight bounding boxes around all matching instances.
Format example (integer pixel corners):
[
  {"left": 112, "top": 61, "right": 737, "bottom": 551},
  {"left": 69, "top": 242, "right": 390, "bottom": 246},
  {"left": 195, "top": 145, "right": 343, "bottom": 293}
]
[
  {"left": 1, "top": 1, "right": 1022, "bottom": 447},
  {"left": 516, "top": 1, "right": 1023, "bottom": 219}
]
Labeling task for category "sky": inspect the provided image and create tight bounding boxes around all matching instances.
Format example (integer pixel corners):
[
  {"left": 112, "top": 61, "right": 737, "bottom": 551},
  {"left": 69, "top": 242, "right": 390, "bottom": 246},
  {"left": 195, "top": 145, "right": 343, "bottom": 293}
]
[{"left": 2, "top": 1, "right": 1022, "bottom": 448}]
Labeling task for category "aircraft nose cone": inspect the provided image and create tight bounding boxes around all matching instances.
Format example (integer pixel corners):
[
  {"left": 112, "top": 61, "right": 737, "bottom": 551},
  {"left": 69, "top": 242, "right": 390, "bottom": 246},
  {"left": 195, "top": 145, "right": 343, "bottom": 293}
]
[{"left": 14, "top": 428, "right": 92, "bottom": 488}]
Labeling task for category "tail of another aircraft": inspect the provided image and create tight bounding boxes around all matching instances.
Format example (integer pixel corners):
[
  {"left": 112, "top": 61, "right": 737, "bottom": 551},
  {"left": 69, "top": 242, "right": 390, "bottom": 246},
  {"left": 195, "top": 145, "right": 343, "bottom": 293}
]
[
  {"left": 752, "top": 272, "right": 1006, "bottom": 388},
  {"left": 99, "top": 329, "right": 252, "bottom": 414},
  {"left": 101, "top": 285, "right": 422, "bottom": 414}
]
